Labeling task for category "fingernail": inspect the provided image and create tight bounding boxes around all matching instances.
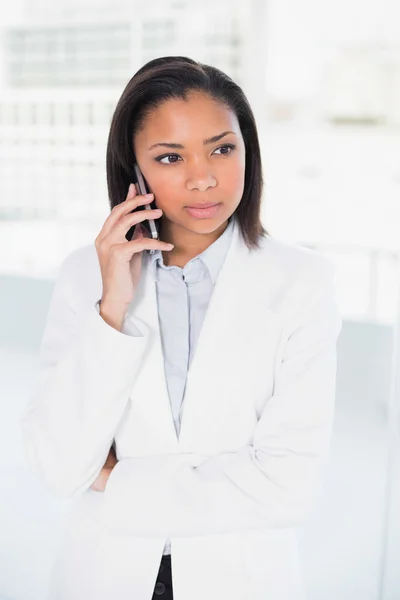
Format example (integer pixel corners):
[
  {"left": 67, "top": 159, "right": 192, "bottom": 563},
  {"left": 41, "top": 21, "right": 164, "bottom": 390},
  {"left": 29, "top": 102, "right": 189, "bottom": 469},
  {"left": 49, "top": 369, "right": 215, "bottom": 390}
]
[
  {"left": 145, "top": 193, "right": 154, "bottom": 199},
  {"left": 128, "top": 183, "right": 135, "bottom": 195}
]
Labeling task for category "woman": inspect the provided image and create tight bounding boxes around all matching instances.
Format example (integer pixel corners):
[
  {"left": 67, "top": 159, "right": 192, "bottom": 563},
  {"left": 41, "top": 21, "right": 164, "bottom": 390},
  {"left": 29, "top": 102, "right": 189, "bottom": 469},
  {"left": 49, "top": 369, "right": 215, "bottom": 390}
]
[{"left": 20, "top": 56, "right": 342, "bottom": 600}]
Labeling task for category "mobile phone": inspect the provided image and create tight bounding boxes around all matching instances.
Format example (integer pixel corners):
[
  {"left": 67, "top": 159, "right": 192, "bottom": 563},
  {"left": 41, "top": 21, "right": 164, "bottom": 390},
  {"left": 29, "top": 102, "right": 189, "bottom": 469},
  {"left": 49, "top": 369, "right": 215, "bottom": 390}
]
[{"left": 125, "top": 163, "right": 160, "bottom": 251}]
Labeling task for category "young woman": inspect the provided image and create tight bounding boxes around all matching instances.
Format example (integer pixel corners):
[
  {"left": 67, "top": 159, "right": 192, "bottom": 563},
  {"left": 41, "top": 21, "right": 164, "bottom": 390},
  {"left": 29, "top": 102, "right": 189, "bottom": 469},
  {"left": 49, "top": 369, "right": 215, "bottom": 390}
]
[{"left": 20, "top": 56, "right": 342, "bottom": 600}]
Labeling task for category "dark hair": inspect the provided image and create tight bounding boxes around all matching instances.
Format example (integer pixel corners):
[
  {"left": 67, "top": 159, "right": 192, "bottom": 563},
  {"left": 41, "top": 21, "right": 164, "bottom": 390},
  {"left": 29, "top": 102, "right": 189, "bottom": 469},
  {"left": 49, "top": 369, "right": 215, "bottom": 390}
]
[{"left": 106, "top": 56, "right": 268, "bottom": 251}]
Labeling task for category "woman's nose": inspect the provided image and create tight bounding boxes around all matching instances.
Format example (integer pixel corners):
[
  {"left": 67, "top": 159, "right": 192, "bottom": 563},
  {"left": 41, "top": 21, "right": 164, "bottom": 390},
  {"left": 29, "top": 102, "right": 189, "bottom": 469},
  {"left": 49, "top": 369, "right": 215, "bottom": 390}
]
[{"left": 186, "top": 164, "right": 217, "bottom": 192}]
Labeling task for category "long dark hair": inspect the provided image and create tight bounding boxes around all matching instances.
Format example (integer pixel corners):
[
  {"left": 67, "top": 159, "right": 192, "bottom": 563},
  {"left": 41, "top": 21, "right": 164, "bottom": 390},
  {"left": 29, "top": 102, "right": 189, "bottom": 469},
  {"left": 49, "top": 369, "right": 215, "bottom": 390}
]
[{"left": 106, "top": 56, "right": 268, "bottom": 251}]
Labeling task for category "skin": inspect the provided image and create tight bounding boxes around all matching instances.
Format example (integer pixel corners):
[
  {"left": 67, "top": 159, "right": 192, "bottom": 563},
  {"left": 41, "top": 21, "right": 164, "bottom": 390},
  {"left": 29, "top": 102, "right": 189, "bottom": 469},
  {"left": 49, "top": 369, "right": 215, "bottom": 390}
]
[
  {"left": 133, "top": 91, "right": 246, "bottom": 267},
  {"left": 90, "top": 91, "right": 247, "bottom": 491}
]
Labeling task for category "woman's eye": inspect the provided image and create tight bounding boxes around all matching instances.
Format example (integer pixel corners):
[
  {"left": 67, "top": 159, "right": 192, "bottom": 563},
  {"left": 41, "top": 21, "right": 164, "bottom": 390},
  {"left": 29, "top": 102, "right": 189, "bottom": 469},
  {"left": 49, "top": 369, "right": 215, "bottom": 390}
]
[
  {"left": 213, "top": 144, "right": 236, "bottom": 156},
  {"left": 155, "top": 144, "right": 236, "bottom": 165},
  {"left": 156, "top": 154, "right": 182, "bottom": 165}
]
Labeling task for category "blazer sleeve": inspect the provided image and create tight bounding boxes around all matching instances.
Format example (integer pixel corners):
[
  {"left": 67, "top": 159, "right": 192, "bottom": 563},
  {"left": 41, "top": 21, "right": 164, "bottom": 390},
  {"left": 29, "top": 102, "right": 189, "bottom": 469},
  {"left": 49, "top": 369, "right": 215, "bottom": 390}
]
[
  {"left": 20, "top": 250, "right": 150, "bottom": 498},
  {"left": 100, "top": 257, "right": 343, "bottom": 536}
]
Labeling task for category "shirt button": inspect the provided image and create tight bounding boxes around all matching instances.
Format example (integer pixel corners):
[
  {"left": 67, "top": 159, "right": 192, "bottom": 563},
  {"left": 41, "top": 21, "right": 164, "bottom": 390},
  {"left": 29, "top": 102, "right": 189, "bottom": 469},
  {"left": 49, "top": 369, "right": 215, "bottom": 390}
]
[{"left": 155, "top": 581, "right": 166, "bottom": 595}]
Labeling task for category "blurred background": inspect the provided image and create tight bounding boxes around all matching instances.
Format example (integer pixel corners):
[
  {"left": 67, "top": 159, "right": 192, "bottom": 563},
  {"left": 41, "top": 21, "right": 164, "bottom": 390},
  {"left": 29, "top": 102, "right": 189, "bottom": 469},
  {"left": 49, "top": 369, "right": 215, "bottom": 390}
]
[{"left": 0, "top": 0, "right": 399, "bottom": 598}]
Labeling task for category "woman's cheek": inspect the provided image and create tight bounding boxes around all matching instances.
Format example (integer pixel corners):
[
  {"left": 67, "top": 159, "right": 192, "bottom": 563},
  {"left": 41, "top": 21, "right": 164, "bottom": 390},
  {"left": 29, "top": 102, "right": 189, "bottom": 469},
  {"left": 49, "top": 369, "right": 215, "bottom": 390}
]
[
  {"left": 228, "top": 166, "right": 245, "bottom": 199},
  {"left": 151, "top": 174, "right": 186, "bottom": 210}
]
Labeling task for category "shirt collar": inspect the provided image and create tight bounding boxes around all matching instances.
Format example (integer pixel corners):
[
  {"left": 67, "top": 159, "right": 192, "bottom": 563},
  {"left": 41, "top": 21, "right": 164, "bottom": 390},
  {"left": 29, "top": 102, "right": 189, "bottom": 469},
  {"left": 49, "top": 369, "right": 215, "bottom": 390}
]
[{"left": 147, "top": 216, "right": 235, "bottom": 285}]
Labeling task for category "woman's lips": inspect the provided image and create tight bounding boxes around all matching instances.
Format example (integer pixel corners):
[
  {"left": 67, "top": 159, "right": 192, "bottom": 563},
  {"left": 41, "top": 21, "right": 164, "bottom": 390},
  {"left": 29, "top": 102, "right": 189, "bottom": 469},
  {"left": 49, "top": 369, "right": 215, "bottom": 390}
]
[{"left": 185, "top": 203, "right": 221, "bottom": 219}]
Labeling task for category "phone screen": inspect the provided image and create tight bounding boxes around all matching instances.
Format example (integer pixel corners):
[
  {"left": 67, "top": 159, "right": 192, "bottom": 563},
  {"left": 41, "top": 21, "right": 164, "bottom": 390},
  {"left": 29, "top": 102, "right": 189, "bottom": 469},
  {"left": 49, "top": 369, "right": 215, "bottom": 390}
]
[{"left": 125, "top": 163, "right": 161, "bottom": 245}]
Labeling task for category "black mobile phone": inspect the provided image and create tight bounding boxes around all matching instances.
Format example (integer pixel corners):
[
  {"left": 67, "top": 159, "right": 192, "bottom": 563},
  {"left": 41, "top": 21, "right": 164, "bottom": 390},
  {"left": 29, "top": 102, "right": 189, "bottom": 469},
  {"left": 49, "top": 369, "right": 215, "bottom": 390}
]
[{"left": 125, "top": 163, "right": 161, "bottom": 246}]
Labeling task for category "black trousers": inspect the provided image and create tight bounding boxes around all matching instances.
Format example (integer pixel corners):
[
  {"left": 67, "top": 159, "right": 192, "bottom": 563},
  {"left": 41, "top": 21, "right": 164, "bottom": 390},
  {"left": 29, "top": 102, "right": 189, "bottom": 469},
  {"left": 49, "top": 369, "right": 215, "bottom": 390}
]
[{"left": 151, "top": 554, "right": 173, "bottom": 599}]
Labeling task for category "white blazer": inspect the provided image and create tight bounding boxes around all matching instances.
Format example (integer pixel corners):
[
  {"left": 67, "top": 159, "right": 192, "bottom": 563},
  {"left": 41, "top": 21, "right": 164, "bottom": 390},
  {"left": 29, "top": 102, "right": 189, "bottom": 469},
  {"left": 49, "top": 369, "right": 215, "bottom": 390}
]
[{"left": 20, "top": 219, "right": 342, "bottom": 600}]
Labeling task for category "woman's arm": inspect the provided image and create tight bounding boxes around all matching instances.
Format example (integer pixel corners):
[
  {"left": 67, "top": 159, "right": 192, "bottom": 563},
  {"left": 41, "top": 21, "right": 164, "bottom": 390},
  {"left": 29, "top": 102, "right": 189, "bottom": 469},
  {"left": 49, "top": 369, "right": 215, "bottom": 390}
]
[
  {"left": 90, "top": 444, "right": 118, "bottom": 492},
  {"left": 20, "top": 249, "right": 149, "bottom": 499},
  {"left": 99, "top": 258, "right": 343, "bottom": 537}
]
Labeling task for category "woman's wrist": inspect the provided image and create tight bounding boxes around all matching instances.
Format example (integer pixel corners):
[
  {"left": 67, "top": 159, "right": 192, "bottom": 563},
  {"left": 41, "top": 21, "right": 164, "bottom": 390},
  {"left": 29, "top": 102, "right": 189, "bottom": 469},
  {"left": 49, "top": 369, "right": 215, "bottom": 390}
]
[
  {"left": 90, "top": 465, "right": 115, "bottom": 492},
  {"left": 89, "top": 444, "right": 118, "bottom": 492}
]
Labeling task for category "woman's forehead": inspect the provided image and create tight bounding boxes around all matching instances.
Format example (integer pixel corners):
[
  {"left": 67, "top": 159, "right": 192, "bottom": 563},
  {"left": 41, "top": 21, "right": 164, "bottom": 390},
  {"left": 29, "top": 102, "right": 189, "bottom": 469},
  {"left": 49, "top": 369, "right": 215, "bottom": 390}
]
[{"left": 137, "top": 96, "right": 240, "bottom": 141}]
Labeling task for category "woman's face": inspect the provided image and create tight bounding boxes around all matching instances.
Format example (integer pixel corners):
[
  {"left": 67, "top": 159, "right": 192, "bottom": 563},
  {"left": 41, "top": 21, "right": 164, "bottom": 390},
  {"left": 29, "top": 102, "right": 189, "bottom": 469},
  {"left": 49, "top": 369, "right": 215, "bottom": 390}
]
[{"left": 133, "top": 92, "right": 246, "bottom": 240}]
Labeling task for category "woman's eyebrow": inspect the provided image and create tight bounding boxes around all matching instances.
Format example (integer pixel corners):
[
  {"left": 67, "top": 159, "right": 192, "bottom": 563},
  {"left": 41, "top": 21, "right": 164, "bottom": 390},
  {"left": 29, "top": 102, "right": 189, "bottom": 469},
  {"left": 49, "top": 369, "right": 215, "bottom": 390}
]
[{"left": 147, "top": 131, "right": 236, "bottom": 151}]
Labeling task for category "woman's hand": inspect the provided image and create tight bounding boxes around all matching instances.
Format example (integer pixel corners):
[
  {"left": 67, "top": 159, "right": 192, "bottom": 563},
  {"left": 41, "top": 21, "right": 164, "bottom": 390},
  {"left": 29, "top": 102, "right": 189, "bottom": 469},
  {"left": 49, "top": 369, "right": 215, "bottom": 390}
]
[
  {"left": 94, "top": 183, "right": 174, "bottom": 308},
  {"left": 90, "top": 444, "right": 118, "bottom": 492}
]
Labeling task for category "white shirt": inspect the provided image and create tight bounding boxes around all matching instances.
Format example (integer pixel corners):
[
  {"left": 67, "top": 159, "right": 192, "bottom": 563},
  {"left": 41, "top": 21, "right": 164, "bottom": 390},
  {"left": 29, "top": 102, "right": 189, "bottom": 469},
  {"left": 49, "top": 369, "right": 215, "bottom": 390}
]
[{"left": 148, "top": 217, "right": 234, "bottom": 554}]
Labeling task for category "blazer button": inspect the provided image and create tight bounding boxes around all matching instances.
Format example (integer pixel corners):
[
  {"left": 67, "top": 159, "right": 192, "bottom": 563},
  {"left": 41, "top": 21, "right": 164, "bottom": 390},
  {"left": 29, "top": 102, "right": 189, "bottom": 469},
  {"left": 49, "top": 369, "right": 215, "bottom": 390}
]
[{"left": 155, "top": 582, "right": 166, "bottom": 595}]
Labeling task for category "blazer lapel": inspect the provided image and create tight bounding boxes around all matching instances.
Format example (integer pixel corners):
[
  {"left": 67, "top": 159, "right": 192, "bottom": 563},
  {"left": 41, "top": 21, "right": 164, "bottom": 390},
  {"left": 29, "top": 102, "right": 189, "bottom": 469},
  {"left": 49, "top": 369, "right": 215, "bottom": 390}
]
[{"left": 123, "top": 220, "right": 284, "bottom": 451}]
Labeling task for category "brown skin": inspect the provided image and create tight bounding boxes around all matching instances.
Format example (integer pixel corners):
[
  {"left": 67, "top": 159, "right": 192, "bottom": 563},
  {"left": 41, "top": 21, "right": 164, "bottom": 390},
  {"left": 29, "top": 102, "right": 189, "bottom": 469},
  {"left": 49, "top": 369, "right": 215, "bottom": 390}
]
[
  {"left": 134, "top": 91, "right": 246, "bottom": 267},
  {"left": 90, "top": 91, "right": 246, "bottom": 491},
  {"left": 90, "top": 443, "right": 117, "bottom": 492}
]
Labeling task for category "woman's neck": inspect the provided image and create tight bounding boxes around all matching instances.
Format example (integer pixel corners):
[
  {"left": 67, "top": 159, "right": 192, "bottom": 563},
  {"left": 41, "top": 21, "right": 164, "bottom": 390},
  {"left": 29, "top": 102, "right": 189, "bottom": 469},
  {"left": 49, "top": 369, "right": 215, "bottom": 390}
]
[{"left": 160, "top": 219, "right": 228, "bottom": 267}]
